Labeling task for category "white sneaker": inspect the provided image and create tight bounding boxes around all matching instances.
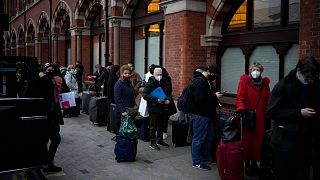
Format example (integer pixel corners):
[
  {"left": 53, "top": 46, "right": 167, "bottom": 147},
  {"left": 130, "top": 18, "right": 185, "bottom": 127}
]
[{"left": 163, "top": 133, "right": 168, "bottom": 140}]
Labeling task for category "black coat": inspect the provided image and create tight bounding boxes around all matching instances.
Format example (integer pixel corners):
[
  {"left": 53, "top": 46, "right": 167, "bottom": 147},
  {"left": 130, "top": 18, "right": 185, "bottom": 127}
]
[
  {"left": 142, "top": 76, "right": 172, "bottom": 114},
  {"left": 267, "top": 70, "right": 320, "bottom": 151},
  {"left": 190, "top": 72, "right": 218, "bottom": 118}
]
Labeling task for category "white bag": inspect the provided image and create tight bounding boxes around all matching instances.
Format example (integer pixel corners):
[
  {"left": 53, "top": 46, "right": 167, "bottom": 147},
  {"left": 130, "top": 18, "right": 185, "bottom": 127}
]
[{"left": 138, "top": 97, "right": 149, "bottom": 117}]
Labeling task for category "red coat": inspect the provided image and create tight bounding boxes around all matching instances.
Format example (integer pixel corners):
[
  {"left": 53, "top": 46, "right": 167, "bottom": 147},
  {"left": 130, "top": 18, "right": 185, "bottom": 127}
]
[{"left": 236, "top": 74, "right": 270, "bottom": 161}]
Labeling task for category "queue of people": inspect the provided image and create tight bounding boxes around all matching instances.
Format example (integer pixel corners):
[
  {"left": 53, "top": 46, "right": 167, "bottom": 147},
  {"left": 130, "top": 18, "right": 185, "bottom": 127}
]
[{"left": 37, "top": 56, "right": 320, "bottom": 180}]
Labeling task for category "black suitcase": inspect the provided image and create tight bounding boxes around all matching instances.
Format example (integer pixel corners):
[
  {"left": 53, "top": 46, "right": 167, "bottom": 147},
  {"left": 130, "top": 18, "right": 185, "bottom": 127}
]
[
  {"left": 172, "top": 113, "right": 191, "bottom": 147},
  {"left": 89, "top": 96, "right": 109, "bottom": 125},
  {"left": 137, "top": 117, "right": 150, "bottom": 142},
  {"left": 108, "top": 103, "right": 121, "bottom": 134},
  {"left": 82, "top": 91, "right": 95, "bottom": 114}
]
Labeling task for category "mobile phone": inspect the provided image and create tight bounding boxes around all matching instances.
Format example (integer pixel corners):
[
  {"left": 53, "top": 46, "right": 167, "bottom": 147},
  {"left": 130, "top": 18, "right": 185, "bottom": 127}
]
[{"left": 222, "top": 91, "right": 228, "bottom": 94}]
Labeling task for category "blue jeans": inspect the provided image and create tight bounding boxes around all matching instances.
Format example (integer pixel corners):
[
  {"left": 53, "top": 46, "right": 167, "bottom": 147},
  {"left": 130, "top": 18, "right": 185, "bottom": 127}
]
[{"left": 191, "top": 114, "right": 214, "bottom": 165}]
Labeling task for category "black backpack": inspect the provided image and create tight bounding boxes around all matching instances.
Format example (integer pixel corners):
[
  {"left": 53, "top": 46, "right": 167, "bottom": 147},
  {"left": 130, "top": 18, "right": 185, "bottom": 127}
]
[{"left": 177, "top": 84, "right": 193, "bottom": 113}]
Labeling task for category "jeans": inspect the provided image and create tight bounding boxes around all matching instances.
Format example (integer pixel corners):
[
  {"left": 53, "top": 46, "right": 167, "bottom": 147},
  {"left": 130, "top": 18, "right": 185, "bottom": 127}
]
[{"left": 191, "top": 114, "right": 214, "bottom": 165}]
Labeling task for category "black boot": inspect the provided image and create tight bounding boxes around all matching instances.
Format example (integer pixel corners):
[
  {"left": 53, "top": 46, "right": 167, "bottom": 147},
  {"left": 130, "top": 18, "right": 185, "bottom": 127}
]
[{"left": 43, "top": 163, "right": 62, "bottom": 173}]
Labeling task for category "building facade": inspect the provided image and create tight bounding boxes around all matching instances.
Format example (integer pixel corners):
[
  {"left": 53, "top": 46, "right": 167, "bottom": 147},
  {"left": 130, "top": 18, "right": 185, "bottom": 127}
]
[{"left": 1, "top": 0, "right": 320, "bottom": 104}]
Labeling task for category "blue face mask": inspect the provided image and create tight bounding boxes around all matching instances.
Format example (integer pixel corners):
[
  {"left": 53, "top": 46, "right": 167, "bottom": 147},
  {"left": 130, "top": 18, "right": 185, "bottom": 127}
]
[{"left": 296, "top": 72, "right": 309, "bottom": 84}]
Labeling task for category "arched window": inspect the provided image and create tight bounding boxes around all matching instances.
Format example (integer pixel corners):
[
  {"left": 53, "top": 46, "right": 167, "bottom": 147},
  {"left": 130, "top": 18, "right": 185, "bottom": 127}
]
[
  {"left": 226, "top": 0, "right": 300, "bottom": 32},
  {"left": 219, "top": 0, "right": 300, "bottom": 93}
]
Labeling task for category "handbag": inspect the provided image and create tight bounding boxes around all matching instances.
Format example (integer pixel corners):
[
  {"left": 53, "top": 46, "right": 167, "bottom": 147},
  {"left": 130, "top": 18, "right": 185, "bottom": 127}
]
[
  {"left": 240, "top": 88, "right": 262, "bottom": 130},
  {"left": 119, "top": 115, "right": 138, "bottom": 138}
]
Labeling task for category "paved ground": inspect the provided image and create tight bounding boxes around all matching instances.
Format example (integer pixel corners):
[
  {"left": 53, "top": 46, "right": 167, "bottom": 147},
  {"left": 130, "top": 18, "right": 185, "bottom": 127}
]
[{"left": 1, "top": 113, "right": 260, "bottom": 180}]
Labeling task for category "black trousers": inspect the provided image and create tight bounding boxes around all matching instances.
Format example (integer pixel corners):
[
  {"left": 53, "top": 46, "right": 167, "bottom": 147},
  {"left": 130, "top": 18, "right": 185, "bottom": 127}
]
[
  {"left": 149, "top": 113, "right": 165, "bottom": 144},
  {"left": 273, "top": 149, "right": 310, "bottom": 180},
  {"left": 47, "top": 120, "right": 61, "bottom": 164}
]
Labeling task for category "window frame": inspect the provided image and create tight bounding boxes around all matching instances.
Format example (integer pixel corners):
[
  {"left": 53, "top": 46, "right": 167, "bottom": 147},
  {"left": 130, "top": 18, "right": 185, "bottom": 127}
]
[{"left": 218, "top": 0, "right": 299, "bottom": 96}]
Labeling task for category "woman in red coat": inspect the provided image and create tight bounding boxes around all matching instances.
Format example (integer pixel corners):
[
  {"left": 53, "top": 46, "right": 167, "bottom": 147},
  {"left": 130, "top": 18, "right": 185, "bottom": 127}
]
[{"left": 236, "top": 62, "right": 270, "bottom": 176}]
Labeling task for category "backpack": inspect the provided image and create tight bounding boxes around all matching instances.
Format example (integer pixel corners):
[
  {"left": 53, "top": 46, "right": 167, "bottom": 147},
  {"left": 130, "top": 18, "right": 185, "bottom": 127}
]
[{"left": 177, "top": 84, "right": 193, "bottom": 113}]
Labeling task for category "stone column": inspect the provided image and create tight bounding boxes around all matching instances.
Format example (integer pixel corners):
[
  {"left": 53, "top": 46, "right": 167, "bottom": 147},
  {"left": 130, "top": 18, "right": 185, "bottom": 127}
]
[
  {"left": 75, "top": 29, "right": 82, "bottom": 63},
  {"left": 52, "top": 33, "right": 59, "bottom": 63},
  {"left": 111, "top": 19, "right": 121, "bottom": 65}
]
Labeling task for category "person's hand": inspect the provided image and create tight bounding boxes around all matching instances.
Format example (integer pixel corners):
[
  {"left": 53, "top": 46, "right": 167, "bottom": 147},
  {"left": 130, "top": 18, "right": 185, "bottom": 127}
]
[
  {"left": 164, "top": 100, "right": 170, "bottom": 105},
  {"left": 301, "top": 108, "right": 316, "bottom": 118},
  {"left": 122, "top": 112, "right": 128, "bottom": 116},
  {"left": 157, "top": 99, "right": 164, "bottom": 104},
  {"left": 215, "top": 92, "right": 224, "bottom": 99}
]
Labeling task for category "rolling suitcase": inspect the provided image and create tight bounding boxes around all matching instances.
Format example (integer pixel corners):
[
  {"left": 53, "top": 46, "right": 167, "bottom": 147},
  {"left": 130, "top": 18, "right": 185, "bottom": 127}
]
[
  {"left": 108, "top": 103, "right": 121, "bottom": 134},
  {"left": 114, "top": 136, "right": 138, "bottom": 162},
  {"left": 137, "top": 117, "right": 150, "bottom": 142},
  {"left": 216, "top": 139, "right": 244, "bottom": 180},
  {"left": 82, "top": 91, "right": 95, "bottom": 114},
  {"left": 89, "top": 96, "right": 109, "bottom": 125}
]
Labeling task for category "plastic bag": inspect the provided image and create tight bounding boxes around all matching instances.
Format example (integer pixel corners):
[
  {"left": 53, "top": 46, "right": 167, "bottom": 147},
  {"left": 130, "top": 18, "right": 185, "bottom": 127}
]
[{"left": 119, "top": 115, "right": 138, "bottom": 138}]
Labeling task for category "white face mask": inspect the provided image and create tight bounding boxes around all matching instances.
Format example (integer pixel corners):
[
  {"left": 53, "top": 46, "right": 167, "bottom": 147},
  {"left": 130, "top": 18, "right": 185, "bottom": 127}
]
[
  {"left": 251, "top": 70, "right": 261, "bottom": 79},
  {"left": 296, "top": 72, "right": 309, "bottom": 84},
  {"left": 155, "top": 75, "right": 162, "bottom": 81}
]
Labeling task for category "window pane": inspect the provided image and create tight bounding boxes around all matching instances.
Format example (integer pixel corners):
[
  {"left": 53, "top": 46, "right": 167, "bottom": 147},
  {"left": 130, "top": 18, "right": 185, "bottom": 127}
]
[
  {"left": 284, "top": 44, "right": 299, "bottom": 76},
  {"left": 148, "top": 37, "right": 160, "bottom": 68},
  {"left": 254, "top": 0, "right": 281, "bottom": 28},
  {"left": 228, "top": 1, "right": 247, "bottom": 31},
  {"left": 289, "top": 0, "right": 300, "bottom": 24},
  {"left": 148, "top": 0, "right": 160, "bottom": 13},
  {"left": 221, "top": 48, "right": 245, "bottom": 94},
  {"left": 135, "top": 27, "right": 145, "bottom": 77},
  {"left": 250, "top": 46, "right": 279, "bottom": 89}
]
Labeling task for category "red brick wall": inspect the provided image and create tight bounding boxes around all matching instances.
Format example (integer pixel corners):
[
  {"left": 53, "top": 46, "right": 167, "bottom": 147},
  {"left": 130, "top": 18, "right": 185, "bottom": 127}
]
[
  {"left": 71, "top": 35, "right": 77, "bottom": 65},
  {"left": 120, "top": 27, "right": 132, "bottom": 65},
  {"left": 82, "top": 35, "right": 91, "bottom": 77},
  {"left": 299, "top": 0, "right": 320, "bottom": 60},
  {"left": 16, "top": 47, "right": 24, "bottom": 56},
  {"left": 41, "top": 43, "right": 49, "bottom": 63},
  {"left": 57, "top": 40, "right": 66, "bottom": 65},
  {"left": 26, "top": 45, "right": 35, "bottom": 57},
  {"left": 165, "top": 11, "right": 207, "bottom": 99}
]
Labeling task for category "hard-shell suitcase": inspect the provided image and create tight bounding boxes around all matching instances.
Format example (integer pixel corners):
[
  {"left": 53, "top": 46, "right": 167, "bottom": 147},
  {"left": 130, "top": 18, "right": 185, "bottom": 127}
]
[
  {"left": 82, "top": 91, "right": 95, "bottom": 114},
  {"left": 108, "top": 103, "right": 121, "bottom": 134},
  {"left": 216, "top": 139, "right": 244, "bottom": 180},
  {"left": 137, "top": 117, "right": 150, "bottom": 142},
  {"left": 114, "top": 136, "right": 138, "bottom": 162},
  {"left": 172, "top": 120, "right": 190, "bottom": 147},
  {"left": 89, "top": 96, "right": 109, "bottom": 125}
]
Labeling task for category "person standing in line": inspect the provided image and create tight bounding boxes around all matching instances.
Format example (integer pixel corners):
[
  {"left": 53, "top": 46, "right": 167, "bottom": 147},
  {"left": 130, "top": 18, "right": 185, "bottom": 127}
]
[
  {"left": 39, "top": 64, "right": 64, "bottom": 172},
  {"left": 190, "top": 67, "right": 222, "bottom": 171},
  {"left": 142, "top": 67, "right": 171, "bottom": 150},
  {"left": 127, "top": 63, "right": 142, "bottom": 97},
  {"left": 114, "top": 65, "right": 136, "bottom": 133},
  {"left": 106, "top": 65, "right": 120, "bottom": 103},
  {"left": 267, "top": 56, "right": 320, "bottom": 180},
  {"left": 236, "top": 62, "right": 270, "bottom": 176}
]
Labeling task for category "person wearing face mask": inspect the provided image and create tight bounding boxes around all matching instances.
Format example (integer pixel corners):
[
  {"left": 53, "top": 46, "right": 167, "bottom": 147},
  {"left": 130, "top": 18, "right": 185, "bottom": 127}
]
[
  {"left": 39, "top": 64, "right": 64, "bottom": 172},
  {"left": 142, "top": 67, "right": 171, "bottom": 150},
  {"left": 267, "top": 56, "right": 320, "bottom": 180},
  {"left": 64, "top": 65, "right": 80, "bottom": 117},
  {"left": 114, "top": 65, "right": 136, "bottom": 133},
  {"left": 236, "top": 62, "right": 270, "bottom": 176}
]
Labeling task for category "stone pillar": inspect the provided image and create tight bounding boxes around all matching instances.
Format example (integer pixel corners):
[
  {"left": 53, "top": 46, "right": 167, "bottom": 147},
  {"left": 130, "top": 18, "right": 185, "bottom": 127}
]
[
  {"left": 76, "top": 29, "right": 82, "bottom": 63},
  {"left": 35, "top": 37, "right": 42, "bottom": 63},
  {"left": 52, "top": 33, "right": 59, "bottom": 63},
  {"left": 57, "top": 34, "right": 66, "bottom": 66},
  {"left": 111, "top": 19, "right": 121, "bottom": 65},
  {"left": 26, "top": 41, "right": 35, "bottom": 57}
]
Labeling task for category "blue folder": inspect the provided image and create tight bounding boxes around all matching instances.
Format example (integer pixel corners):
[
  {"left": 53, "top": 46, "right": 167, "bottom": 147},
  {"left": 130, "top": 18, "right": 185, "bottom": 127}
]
[{"left": 150, "top": 87, "right": 167, "bottom": 100}]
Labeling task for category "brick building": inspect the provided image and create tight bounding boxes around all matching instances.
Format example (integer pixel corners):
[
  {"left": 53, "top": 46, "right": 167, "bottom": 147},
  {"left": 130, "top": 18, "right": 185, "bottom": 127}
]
[{"left": 1, "top": 0, "right": 319, "bottom": 106}]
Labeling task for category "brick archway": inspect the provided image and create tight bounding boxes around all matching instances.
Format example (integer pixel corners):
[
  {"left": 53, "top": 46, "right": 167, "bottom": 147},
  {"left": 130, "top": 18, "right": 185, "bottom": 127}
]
[
  {"left": 37, "top": 12, "right": 50, "bottom": 63},
  {"left": 26, "top": 19, "right": 36, "bottom": 57},
  {"left": 17, "top": 25, "right": 25, "bottom": 56}
]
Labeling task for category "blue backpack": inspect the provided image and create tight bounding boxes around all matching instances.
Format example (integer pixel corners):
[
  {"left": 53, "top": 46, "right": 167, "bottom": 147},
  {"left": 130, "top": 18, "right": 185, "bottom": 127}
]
[{"left": 177, "top": 84, "right": 193, "bottom": 113}]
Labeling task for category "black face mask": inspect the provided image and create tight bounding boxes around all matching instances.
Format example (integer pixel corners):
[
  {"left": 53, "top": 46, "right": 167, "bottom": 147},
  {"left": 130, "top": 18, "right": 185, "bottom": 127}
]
[
  {"left": 46, "top": 72, "right": 54, "bottom": 78},
  {"left": 208, "top": 74, "right": 216, "bottom": 81}
]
